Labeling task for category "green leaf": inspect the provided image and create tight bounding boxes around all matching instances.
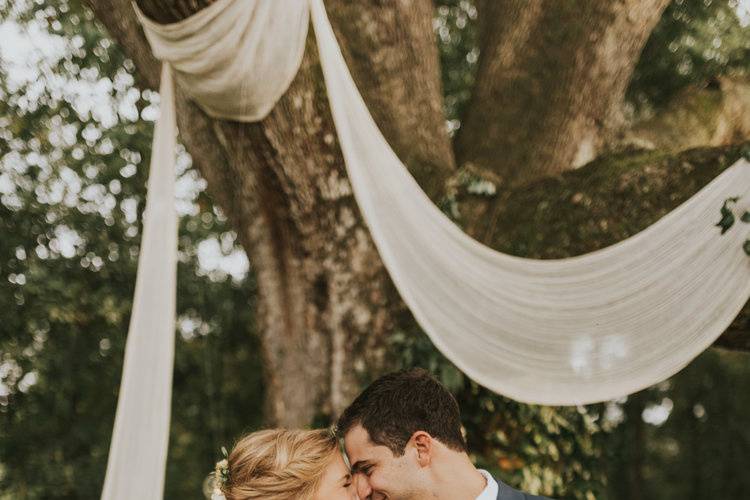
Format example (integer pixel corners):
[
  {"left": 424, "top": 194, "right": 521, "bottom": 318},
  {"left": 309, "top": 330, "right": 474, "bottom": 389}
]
[
  {"left": 744, "top": 239, "right": 750, "bottom": 256},
  {"left": 716, "top": 197, "right": 740, "bottom": 234},
  {"left": 716, "top": 212, "right": 735, "bottom": 234},
  {"left": 742, "top": 211, "right": 750, "bottom": 224}
]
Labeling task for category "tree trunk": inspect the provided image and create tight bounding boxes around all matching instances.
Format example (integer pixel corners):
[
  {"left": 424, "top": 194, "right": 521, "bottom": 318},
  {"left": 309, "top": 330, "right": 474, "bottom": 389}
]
[
  {"left": 87, "top": 0, "right": 453, "bottom": 426},
  {"left": 455, "top": 0, "right": 670, "bottom": 187}
]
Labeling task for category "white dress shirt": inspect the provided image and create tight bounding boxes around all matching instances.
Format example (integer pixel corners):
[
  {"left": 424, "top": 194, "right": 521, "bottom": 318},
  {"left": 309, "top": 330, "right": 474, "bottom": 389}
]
[{"left": 476, "top": 469, "right": 499, "bottom": 500}]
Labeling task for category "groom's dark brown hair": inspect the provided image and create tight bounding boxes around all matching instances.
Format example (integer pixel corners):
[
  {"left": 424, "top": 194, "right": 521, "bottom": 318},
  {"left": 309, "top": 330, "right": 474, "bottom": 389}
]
[{"left": 337, "top": 367, "right": 466, "bottom": 455}]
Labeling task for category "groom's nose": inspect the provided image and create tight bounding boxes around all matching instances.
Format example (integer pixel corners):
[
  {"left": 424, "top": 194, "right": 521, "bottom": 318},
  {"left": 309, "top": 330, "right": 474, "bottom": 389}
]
[{"left": 355, "top": 475, "right": 372, "bottom": 499}]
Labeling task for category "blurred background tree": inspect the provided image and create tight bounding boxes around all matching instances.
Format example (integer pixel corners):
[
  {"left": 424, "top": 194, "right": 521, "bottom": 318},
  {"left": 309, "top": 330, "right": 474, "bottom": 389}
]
[
  {"left": 0, "top": 2, "right": 262, "bottom": 497},
  {"left": 605, "top": 349, "right": 750, "bottom": 500},
  {"left": 1, "top": 0, "right": 749, "bottom": 499}
]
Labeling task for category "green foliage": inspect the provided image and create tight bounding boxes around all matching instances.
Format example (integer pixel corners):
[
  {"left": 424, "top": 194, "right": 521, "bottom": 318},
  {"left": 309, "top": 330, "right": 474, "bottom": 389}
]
[
  {"left": 629, "top": 0, "right": 750, "bottom": 110},
  {"left": 606, "top": 350, "right": 750, "bottom": 499},
  {"left": 434, "top": 0, "right": 479, "bottom": 128},
  {"left": 0, "top": 1, "right": 263, "bottom": 498},
  {"left": 716, "top": 196, "right": 740, "bottom": 233},
  {"left": 434, "top": 0, "right": 750, "bottom": 122},
  {"left": 461, "top": 390, "right": 610, "bottom": 500},
  {"left": 716, "top": 196, "right": 750, "bottom": 255}
]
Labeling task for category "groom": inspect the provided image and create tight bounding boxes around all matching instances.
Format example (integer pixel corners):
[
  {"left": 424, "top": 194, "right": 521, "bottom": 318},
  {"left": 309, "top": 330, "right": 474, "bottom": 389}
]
[{"left": 337, "top": 368, "right": 552, "bottom": 500}]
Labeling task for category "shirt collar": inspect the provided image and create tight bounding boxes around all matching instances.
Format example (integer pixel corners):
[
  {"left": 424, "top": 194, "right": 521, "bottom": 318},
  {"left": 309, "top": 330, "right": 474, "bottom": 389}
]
[{"left": 476, "top": 469, "right": 499, "bottom": 500}]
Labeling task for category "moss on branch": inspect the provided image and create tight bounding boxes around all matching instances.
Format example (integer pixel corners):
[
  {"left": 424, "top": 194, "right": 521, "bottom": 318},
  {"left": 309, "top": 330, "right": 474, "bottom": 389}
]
[{"left": 454, "top": 142, "right": 750, "bottom": 349}]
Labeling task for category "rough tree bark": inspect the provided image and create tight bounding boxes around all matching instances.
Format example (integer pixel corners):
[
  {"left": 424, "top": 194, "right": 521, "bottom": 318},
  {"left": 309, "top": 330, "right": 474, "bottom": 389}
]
[
  {"left": 85, "top": 0, "right": 454, "bottom": 426},
  {"left": 455, "top": 0, "right": 671, "bottom": 187},
  {"left": 84, "top": 0, "right": 750, "bottom": 426}
]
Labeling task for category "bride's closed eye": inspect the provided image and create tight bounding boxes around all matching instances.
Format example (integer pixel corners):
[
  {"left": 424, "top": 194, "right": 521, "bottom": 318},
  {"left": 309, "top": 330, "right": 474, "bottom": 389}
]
[
  {"left": 318, "top": 464, "right": 357, "bottom": 500},
  {"left": 342, "top": 473, "right": 353, "bottom": 488}
]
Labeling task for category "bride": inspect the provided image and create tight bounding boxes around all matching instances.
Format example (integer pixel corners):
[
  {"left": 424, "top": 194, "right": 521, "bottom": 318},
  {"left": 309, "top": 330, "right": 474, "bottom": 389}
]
[{"left": 211, "top": 428, "right": 359, "bottom": 500}]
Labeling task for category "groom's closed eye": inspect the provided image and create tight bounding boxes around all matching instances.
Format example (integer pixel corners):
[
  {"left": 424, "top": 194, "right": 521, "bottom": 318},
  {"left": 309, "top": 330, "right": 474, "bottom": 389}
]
[{"left": 351, "top": 460, "right": 375, "bottom": 476}]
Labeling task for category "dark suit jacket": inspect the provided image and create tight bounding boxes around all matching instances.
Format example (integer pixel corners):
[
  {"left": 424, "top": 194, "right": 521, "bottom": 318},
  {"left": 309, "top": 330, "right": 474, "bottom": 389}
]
[{"left": 496, "top": 477, "right": 553, "bottom": 500}]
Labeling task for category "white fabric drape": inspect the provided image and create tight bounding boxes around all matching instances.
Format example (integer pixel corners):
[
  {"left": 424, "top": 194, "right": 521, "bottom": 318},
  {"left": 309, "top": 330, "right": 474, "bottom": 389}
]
[
  {"left": 101, "top": 64, "right": 178, "bottom": 500},
  {"left": 102, "top": 3, "right": 308, "bottom": 499},
  {"left": 106, "top": 0, "right": 750, "bottom": 496},
  {"left": 308, "top": 0, "right": 750, "bottom": 404},
  {"left": 133, "top": 0, "right": 309, "bottom": 121}
]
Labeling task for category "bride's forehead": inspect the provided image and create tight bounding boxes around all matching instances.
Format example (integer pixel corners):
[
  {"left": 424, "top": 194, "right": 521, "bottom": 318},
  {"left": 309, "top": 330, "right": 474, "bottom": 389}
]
[{"left": 329, "top": 450, "right": 349, "bottom": 469}]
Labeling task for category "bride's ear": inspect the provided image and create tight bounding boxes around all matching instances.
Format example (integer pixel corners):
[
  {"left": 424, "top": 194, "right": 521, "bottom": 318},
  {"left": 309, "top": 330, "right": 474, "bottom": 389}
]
[{"left": 410, "top": 431, "right": 433, "bottom": 467}]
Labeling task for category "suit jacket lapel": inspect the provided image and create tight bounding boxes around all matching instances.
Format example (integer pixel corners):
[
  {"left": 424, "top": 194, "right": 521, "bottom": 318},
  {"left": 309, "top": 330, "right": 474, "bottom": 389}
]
[{"left": 496, "top": 478, "right": 526, "bottom": 500}]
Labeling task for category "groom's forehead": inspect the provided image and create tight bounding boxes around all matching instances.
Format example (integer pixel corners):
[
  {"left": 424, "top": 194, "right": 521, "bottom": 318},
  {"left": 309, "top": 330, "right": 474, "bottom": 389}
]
[
  {"left": 344, "top": 424, "right": 387, "bottom": 461},
  {"left": 344, "top": 423, "right": 374, "bottom": 450}
]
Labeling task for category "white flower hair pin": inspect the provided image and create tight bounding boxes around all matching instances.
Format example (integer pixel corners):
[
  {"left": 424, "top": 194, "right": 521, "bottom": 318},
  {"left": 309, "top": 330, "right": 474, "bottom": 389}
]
[{"left": 211, "top": 446, "right": 230, "bottom": 500}]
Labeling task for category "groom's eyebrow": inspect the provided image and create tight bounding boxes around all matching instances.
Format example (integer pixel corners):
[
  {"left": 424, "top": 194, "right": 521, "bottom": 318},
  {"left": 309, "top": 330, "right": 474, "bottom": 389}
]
[{"left": 350, "top": 460, "right": 373, "bottom": 473}]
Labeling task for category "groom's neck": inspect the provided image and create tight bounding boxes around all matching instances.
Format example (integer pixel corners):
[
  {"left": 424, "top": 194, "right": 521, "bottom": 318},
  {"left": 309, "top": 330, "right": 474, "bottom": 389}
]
[{"left": 428, "top": 449, "right": 487, "bottom": 500}]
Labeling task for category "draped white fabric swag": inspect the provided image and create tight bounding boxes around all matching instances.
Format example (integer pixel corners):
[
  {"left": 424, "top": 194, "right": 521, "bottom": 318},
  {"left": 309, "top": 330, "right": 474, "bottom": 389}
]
[
  {"left": 104, "top": 0, "right": 750, "bottom": 497},
  {"left": 101, "top": 64, "right": 177, "bottom": 500}
]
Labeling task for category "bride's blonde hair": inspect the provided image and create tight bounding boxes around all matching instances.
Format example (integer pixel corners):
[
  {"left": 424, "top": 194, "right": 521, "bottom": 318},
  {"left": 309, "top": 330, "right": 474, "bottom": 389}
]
[{"left": 219, "top": 428, "right": 339, "bottom": 500}]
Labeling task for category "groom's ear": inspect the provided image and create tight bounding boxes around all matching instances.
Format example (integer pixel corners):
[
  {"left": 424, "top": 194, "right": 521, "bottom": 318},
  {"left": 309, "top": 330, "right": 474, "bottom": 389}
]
[{"left": 410, "top": 431, "right": 433, "bottom": 467}]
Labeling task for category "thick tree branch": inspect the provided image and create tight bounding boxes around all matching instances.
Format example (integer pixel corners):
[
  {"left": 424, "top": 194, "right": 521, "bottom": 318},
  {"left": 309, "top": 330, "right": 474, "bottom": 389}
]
[
  {"left": 455, "top": 142, "right": 750, "bottom": 350},
  {"left": 456, "top": 0, "right": 670, "bottom": 188},
  {"left": 326, "top": 1, "right": 455, "bottom": 198}
]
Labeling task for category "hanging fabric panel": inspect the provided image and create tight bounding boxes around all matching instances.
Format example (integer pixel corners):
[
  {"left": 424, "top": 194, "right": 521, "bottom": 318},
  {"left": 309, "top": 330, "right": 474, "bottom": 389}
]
[{"left": 100, "top": 65, "right": 178, "bottom": 500}]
